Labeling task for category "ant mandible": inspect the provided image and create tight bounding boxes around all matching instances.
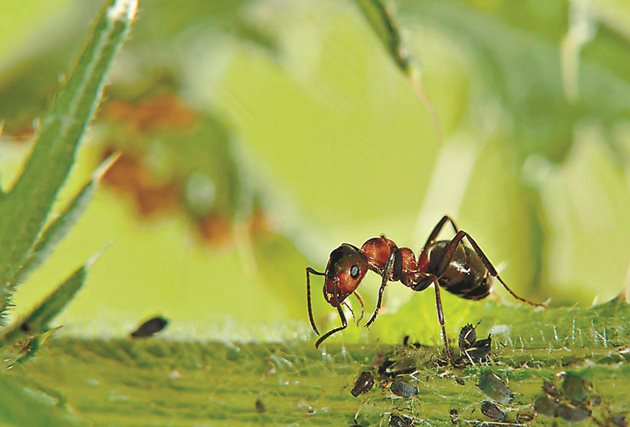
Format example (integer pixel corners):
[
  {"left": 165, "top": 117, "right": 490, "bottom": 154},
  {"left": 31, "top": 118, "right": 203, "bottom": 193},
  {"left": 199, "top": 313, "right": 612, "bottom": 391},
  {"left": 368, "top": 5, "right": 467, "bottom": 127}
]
[{"left": 306, "top": 215, "right": 545, "bottom": 362}]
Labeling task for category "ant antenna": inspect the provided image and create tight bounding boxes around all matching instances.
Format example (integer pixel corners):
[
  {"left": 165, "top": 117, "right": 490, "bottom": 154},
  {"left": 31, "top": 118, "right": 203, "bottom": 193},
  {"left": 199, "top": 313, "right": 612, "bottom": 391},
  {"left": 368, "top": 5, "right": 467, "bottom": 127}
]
[{"left": 306, "top": 267, "right": 324, "bottom": 335}]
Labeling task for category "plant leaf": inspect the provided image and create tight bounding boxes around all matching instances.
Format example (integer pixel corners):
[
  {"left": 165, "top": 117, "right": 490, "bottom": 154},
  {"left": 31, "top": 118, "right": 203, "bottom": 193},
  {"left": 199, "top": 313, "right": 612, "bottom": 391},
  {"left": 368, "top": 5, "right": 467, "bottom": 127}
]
[
  {"left": 12, "top": 298, "right": 629, "bottom": 425},
  {"left": 8, "top": 155, "right": 117, "bottom": 289},
  {"left": 0, "top": 372, "right": 85, "bottom": 426},
  {"left": 354, "top": 0, "right": 442, "bottom": 143},
  {"left": 3, "top": 262, "right": 90, "bottom": 346},
  {"left": 0, "top": 0, "right": 136, "bottom": 317}
]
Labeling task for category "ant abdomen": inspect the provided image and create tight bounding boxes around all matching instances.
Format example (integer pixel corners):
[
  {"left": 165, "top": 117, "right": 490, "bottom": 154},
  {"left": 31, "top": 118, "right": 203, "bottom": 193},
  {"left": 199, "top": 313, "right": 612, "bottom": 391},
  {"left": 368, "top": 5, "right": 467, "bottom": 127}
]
[{"left": 424, "top": 241, "right": 492, "bottom": 300}]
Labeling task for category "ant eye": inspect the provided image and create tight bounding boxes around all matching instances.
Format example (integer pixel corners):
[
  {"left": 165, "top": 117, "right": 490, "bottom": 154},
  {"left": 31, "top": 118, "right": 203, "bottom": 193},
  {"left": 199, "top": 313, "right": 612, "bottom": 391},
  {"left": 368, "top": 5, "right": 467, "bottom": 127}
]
[{"left": 350, "top": 265, "right": 360, "bottom": 279}]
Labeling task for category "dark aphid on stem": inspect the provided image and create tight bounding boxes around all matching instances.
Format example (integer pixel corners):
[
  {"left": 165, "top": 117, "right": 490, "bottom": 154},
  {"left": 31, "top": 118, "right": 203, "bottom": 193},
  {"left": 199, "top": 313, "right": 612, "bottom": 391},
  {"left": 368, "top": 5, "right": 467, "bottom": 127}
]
[
  {"left": 534, "top": 395, "right": 559, "bottom": 417},
  {"left": 390, "top": 379, "right": 419, "bottom": 397},
  {"left": 379, "top": 354, "right": 417, "bottom": 377},
  {"left": 556, "top": 403, "right": 592, "bottom": 422},
  {"left": 389, "top": 414, "right": 413, "bottom": 427},
  {"left": 449, "top": 409, "right": 459, "bottom": 424},
  {"left": 481, "top": 401, "right": 507, "bottom": 421},
  {"left": 463, "top": 334, "right": 492, "bottom": 364},
  {"left": 130, "top": 316, "right": 168, "bottom": 338},
  {"left": 458, "top": 323, "right": 478, "bottom": 351},
  {"left": 306, "top": 215, "right": 545, "bottom": 364},
  {"left": 351, "top": 371, "right": 375, "bottom": 397}
]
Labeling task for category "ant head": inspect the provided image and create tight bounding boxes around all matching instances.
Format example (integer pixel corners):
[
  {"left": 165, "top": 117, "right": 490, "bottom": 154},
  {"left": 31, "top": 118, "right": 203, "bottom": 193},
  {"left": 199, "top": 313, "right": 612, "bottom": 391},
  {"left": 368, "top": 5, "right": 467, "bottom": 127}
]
[{"left": 324, "top": 244, "right": 368, "bottom": 307}]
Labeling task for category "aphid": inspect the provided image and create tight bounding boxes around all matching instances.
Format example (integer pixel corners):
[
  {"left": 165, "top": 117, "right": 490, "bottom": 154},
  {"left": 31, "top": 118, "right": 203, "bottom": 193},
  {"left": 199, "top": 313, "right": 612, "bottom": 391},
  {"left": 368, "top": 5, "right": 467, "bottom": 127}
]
[
  {"left": 534, "top": 395, "right": 558, "bottom": 417},
  {"left": 594, "top": 412, "right": 627, "bottom": 427},
  {"left": 255, "top": 398, "right": 266, "bottom": 413},
  {"left": 130, "top": 316, "right": 168, "bottom": 338},
  {"left": 458, "top": 323, "right": 478, "bottom": 351},
  {"left": 516, "top": 412, "right": 536, "bottom": 423},
  {"left": 390, "top": 379, "right": 419, "bottom": 397},
  {"left": 351, "top": 371, "right": 375, "bottom": 397},
  {"left": 379, "top": 355, "right": 417, "bottom": 377},
  {"left": 478, "top": 372, "right": 513, "bottom": 404},
  {"left": 306, "top": 215, "right": 544, "bottom": 362},
  {"left": 611, "top": 415, "right": 627, "bottom": 427},
  {"left": 389, "top": 414, "right": 413, "bottom": 427},
  {"left": 481, "top": 401, "right": 507, "bottom": 421},
  {"left": 542, "top": 379, "right": 560, "bottom": 399},
  {"left": 463, "top": 334, "right": 492, "bottom": 364},
  {"left": 449, "top": 409, "right": 459, "bottom": 424},
  {"left": 560, "top": 372, "right": 590, "bottom": 404},
  {"left": 556, "top": 403, "right": 591, "bottom": 423}
]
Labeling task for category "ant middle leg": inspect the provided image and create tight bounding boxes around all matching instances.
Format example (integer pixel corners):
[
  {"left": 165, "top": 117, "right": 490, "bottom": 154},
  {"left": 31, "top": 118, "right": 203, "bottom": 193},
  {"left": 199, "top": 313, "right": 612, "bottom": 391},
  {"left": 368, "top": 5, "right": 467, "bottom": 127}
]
[{"left": 437, "top": 231, "right": 545, "bottom": 308}]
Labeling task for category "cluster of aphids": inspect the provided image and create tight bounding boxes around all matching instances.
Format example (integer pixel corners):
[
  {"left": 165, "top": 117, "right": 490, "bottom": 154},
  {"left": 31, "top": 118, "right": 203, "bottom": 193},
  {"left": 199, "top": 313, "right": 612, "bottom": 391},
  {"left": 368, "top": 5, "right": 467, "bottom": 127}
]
[
  {"left": 534, "top": 372, "right": 603, "bottom": 423},
  {"left": 350, "top": 348, "right": 422, "bottom": 426},
  {"left": 350, "top": 353, "right": 420, "bottom": 399}
]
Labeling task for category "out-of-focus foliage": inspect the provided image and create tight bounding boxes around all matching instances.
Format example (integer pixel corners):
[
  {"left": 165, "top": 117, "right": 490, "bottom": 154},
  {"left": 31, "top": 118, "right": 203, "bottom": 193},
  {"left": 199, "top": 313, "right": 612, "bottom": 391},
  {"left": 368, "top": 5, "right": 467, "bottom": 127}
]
[
  {"left": 0, "top": 0, "right": 628, "bottom": 346},
  {"left": 0, "top": 0, "right": 136, "bottom": 371}
]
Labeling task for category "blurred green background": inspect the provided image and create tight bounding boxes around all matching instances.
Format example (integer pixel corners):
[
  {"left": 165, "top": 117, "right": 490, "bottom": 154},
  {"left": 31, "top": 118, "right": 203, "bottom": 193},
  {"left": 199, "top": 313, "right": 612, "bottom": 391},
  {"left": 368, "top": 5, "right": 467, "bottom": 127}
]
[{"left": 1, "top": 0, "right": 629, "bottom": 345}]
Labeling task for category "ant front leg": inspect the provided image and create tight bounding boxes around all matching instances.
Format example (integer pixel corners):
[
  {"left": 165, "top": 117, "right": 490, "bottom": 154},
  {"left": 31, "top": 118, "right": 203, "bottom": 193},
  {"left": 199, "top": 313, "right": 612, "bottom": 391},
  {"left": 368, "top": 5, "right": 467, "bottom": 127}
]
[
  {"left": 438, "top": 231, "right": 545, "bottom": 308},
  {"left": 353, "top": 291, "right": 365, "bottom": 325},
  {"left": 365, "top": 249, "right": 398, "bottom": 329},
  {"left": 315, "top": 305, "right": 348, "bottom": 348},
  {"left": 306, "top": 267, "right": 325, "bottom": 335}
]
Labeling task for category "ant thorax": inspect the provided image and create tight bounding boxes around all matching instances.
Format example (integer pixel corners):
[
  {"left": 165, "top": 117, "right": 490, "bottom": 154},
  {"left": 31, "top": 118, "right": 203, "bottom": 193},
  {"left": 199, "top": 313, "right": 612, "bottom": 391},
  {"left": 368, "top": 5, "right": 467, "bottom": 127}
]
[{"left": 360, "top": 237, "right": 423, "bottom": 286}]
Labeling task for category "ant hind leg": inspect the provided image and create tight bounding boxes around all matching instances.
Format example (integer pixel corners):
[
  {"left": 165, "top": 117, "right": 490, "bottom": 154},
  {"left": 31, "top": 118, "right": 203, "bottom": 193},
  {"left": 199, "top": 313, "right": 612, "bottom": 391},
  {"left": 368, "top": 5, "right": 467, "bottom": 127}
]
[
  {"left": 422, "top": 215, "right": 460, "bottom": 251},
  {"left": 437, "top": 231, "right": 545, "bottom": 308}
]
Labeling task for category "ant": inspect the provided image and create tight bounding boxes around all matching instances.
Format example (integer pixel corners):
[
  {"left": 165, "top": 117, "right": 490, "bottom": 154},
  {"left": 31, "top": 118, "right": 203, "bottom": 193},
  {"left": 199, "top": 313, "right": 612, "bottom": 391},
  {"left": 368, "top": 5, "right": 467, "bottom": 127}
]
[{"left": 306, "top": 215, "right": 545, "bottom": 362}]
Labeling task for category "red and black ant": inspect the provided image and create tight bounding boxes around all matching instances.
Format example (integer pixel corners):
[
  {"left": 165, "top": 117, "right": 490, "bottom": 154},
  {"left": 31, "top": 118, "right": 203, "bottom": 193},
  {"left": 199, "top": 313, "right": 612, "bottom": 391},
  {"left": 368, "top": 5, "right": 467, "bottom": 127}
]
[{"left": 306, "top": 215, "right": 545, "bottom": 362}]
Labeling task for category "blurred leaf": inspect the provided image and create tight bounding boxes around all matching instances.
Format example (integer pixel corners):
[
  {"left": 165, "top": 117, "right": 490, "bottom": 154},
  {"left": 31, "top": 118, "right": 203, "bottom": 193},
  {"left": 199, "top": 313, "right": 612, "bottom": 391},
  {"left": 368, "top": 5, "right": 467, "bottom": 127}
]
[
  {"left": 354, "top": 0, "right": 442, "bottom": 143},
  {"left": 0, "top": 0, "right": 136, "bottom": 317},
  {"left": 128, "top": 0, "right": 271, "bottom": 43},
  {"left": 0, "top": 372, "right": 85, "bottom": 426},
  {"left": 98, "top": 96, "right": 246, "bottom": 246},
  {"left": 399, "top": 0, "right": 630, "bottom": 162},
  {"left": 251, "top": 231, "right": 311, "bottom": 319}
]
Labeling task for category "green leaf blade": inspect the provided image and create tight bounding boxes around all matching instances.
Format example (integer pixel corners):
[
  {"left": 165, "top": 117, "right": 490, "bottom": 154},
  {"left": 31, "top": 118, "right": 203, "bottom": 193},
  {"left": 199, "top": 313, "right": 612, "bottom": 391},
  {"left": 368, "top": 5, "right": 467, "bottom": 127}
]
[
  {"left": 3, "top": 263, "right": 88, "bottom": 345},
  {"left": 0, "top": 0, "right": 137, "bottom": 314},
  {"left": 9, "top": 156, "right": 117, "bottom": 289}
]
